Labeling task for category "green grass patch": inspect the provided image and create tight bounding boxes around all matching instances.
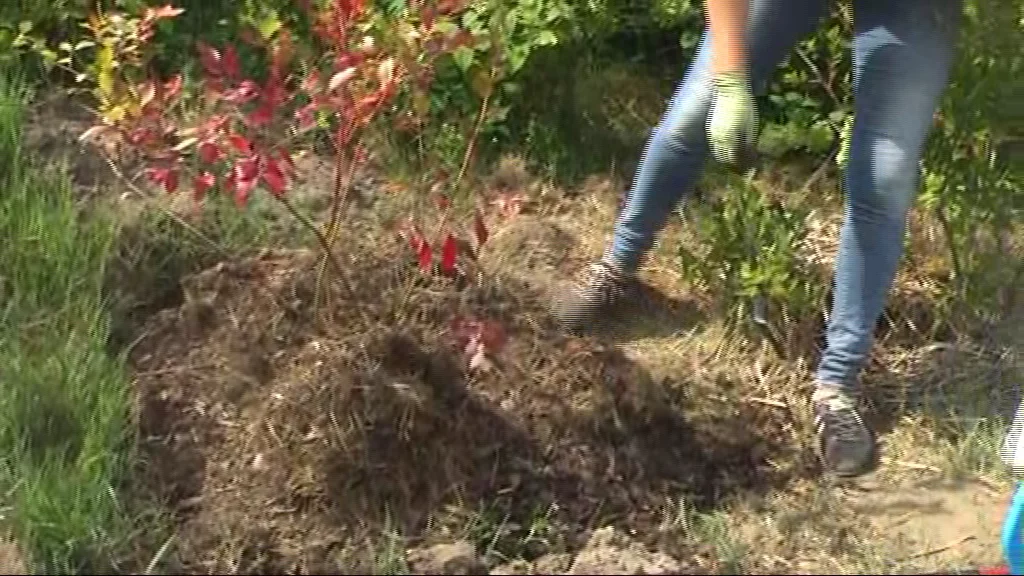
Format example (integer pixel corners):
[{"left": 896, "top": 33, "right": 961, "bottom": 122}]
[{"left": 0, "top": 68, "right": 147, "bottom": 574}]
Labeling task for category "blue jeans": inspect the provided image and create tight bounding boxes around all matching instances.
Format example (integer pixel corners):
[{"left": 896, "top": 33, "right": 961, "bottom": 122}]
[{"left": 608, "top": 0, "right": 962, "bottom": 390}]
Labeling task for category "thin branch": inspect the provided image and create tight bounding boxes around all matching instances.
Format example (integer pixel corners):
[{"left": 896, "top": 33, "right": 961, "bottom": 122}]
[
  {"left": 453, "top": 70, "right": 494, "bottom": 196},
  {"left": 935, "top": 202, "right": 966, "bottom": 297},
  {"left": 276, "top": 196, "right": 349, "bottom": 293},
  {"left": 795, "top": 46, "right": 843, "bottom": 115},
  {"left": 102, "top": 152, "right": 231, "bottom": 261}
]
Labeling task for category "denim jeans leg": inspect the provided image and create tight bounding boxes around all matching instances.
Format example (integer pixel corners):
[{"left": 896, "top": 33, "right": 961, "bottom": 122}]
[
  {"left": 607, "top": 0, "right": 828, "bottom": 273},
  {"left": 815, "top": 0, "right": 962, "bottom": 389}
]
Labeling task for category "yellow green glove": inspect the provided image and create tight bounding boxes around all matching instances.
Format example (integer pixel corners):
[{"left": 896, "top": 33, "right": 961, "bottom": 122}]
[{"left": 708, "top": 71, "right": 758, "bottom": 168}]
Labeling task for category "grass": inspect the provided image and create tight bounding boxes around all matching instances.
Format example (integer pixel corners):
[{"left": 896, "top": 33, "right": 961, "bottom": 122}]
[{"left": 0, "top": 68, "right": 147, "bottom": 573}]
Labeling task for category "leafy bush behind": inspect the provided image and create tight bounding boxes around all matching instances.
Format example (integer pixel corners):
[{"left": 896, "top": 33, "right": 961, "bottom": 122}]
[{"left": 3, "top": 0, "right": 1021, "bottom": 333}]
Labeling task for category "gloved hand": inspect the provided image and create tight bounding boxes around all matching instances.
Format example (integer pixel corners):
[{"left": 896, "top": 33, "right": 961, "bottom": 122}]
[{"left": 707, "top": 70, "right": 759, "bottom": 169}]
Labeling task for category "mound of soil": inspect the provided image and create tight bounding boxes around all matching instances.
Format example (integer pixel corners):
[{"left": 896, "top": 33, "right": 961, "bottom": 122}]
[{"left": 129, "top": 233, "right": 798, "bottom": 573}]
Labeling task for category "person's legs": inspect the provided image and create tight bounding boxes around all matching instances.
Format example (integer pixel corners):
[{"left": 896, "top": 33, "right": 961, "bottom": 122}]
[
  {"left": 608, "top": 0, "right": 828, "bottom": 273},
  {"left": 553, "top": 0, "right": 827, "bottom": 333},
  {"left": 816, "top": 0, "right": 962, "bottom": 389},
  {"left": 812, "top": 0, "right": 962, "bottom": 476}
]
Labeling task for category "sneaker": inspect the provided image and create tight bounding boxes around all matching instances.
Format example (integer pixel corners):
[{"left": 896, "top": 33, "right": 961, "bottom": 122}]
[
  {"left": 813, "top": 386, "right": 877, "bottom": 477},
  {"left": 551, "top": 260, "right": 635, "bottom": 334}
]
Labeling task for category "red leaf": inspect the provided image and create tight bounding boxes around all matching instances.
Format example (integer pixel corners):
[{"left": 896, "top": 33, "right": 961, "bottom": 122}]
[
  {"left": 145, "top": 5, "right": 185, "bottom": 21},
  {"left": 193, "top": 171, "right": 215, "bottom": 200},
  {"left": 145, "top": 166, "right": 179, "bottom": 194},
  {"left": 262, "top": 157, "right": 287, "bottom": 196},
  {"left": 198, "top": 140, "right": 222, "bottom": 164},
  {"left": 421, "top": 5, "right": 436, "bottom": 30},
  {"left": 222, "top": 45, "right": 241, "bottom": 79},
  {"left": 445, "top": 29, "right": 476, "bottom": 51},
  {"left": 128, "top": 127, "right": 153, "bottom": 146},
  {"left": 440, "top": 233, "right": 458, "bottom": 273},
  {"left": 234, "top": 177, "right": 256, "bottom": 206},
  {"left": 145, "top": 166, "right": 168, "bottom": 185},
  {"left": 163, "top": 74, "right": 184, "bottom": 101},
  {"left": 477, "top": 320, "right": 507, "bottom": 352},
  {"left": 449, "top": 316, "right": 507, "bottom": 357},
  {"left": 301, "top": 70, "right": 322, "bottom": 95},
  {"left": 437, "top": 0, "right": 469, "bottom": 14},
  {"left": 328, "top": 67, "right": 357, "bottom": 92},
  {"left": 473, "top": 209, "right": 489, "bottom": 248},
  {"left": 224, "top": 80, "right": 260, "bottom": 104},
  {"left": 229, "top": 134, "right": 253, "bottom": 154},
  {"left": 197, "top": 42, "right": 223, "bottom": 77},
  {"left": 229, "top": 157, "right": 260, "bottom": 207},
  {"left": 164, "top": 169, "right": 179, "bottom": 194},
  {"left": 295, "top": 102, "right": 319, "bottom": 129},
  {"left": 235, "top": 156, "right": 260, "bottom": 181},
  {"left": 417, "top": 239, "right": 433, "bottom": 271},
  {"left": 245, "top": 105, "right": 274, "bottom": 127}
]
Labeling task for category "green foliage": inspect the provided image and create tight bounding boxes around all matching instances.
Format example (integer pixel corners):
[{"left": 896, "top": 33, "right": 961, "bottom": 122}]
[
  {"left": 3, "top": 0, "right": 1021, "bottom": 334},
  {"left": 918, "top": 0, "right": 1024, "bottom": 318},
  {"left": 678, "top": 176, "right": 825, "bottom": 330}
]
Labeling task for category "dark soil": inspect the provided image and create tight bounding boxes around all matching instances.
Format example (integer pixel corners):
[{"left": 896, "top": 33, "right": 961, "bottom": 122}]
[{"left": 127, "top": 226, "right": 805, "bottom": 573}]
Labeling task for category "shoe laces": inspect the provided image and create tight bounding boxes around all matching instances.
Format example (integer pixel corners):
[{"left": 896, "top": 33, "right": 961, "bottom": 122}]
[
  {"left": 575, "top": 262, "right": 627, "bottom": 301},
  {"left": 819, "top": 393, "right": 865, "bottom": 443}
]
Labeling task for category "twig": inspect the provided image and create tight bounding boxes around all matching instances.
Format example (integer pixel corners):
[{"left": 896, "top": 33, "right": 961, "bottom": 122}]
[
  {"left": 102, "top": 153, "right": 230, "bottom": 261},
  {"left": 795, "top": 46, "right": 843, "bottom": 113},
  {"left": 745, "top": 397, "right": 789, "bottom": 409},
  {"left": 452, "top": 69, "right": 494, "bottom": 195},
  {"left": 798, "top": 148, "right": 838, "bottom": 196},
  {"left": 144, "top": 534, "right": 176, "bottom": 575},
  {"left": 134, "top": 364, "right": 218, "bottom": 377},
  {"left": 974, "top": 475, "right": 1007, "bottom": 496},
  {"left": 935, "top": 203, "right": 966, "bottom": 296},
  {"left": 276, "top": 197, "right": 355, "bottom": 299},
  {"left": 880, "top": 457, "right": 942, "bottom": 473},
  {"left": 901, "top": 534, "right": 975, "bottom": 561},
  {"left": 315, "top": 146, "right": 360, "bottom": 310}
]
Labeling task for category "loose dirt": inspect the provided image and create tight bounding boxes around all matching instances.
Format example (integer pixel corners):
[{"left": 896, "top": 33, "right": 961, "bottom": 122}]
[{"left": 126, "top": 213, "right": 807, "bottom": 573}]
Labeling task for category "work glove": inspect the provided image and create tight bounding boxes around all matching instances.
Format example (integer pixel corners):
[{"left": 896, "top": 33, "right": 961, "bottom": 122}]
[{"left": 707, "top": 71, "right": 759, "bottom": 169}]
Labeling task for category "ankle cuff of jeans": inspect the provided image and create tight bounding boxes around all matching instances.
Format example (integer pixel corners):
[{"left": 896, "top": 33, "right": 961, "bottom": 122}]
[
  {"left": 814, "top": 380, "right": 859, "bottom": 397},
  {"left": 600, "top": 257, "right": 636, "bottom": 279}
]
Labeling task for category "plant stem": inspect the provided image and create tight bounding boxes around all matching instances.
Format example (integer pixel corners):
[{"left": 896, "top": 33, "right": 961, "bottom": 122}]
[
  {"left": 277, "top": 195, "right": 352, "bottom": 296},
  {"left": 452, "top": 72, "right": 493, "bottom": 196},
  {"left": 313, "top": 140, "right": 360, "bottom": 311},
  {"left": 935, "top": 202, "right": 966, "bottom": 298}
]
